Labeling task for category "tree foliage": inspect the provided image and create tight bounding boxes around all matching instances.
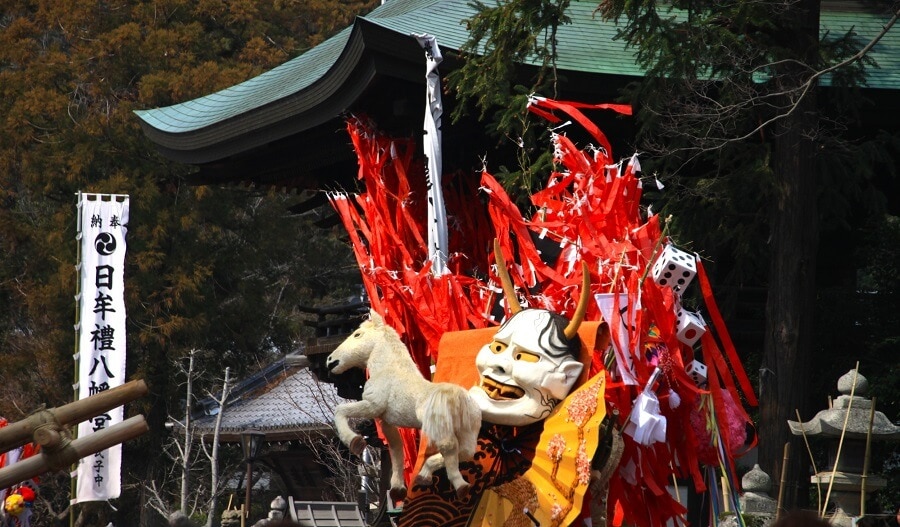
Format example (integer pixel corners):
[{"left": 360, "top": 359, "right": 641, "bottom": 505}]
[
  {"left": 447, "top": 0, "right": 900, "bottom": 511},
  {"left": 447, "top": 0, "right": 572, "bottom": 201},
  {"left": 0, "top": 0, "right": 376, "bottom": 524}
]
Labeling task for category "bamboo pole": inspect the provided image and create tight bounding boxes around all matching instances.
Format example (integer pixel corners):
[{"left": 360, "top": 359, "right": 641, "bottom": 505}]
[
  {"left": 776, "top": 442, "right": 790, "bottom": 519},
  {"left": 0, "top": 415, "right": 148, "bottom": 488},
  {"left": 722, "top": 476, "right": 732, "bottom": 513},
  {"left": 822, "top": 363, "right": 860, "bottom": 518},
  {"left": 0, "top": 379, "right": 148, "bottom": 453},
  {"left": 860, "top": 397, "right": 877, "bottom": 518},
  {"left": 796, "top": 409, "right": 822, "bottom": 514},
  {"left": 672, "top": 473, "right": 682, "bottom": 504},
  {"left": 71, "top": 191, "right": 84, "bottom": 527}
]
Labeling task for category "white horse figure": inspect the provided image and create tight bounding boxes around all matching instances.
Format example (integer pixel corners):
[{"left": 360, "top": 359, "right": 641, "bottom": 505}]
[{"left": 326, "top": 310, "right": 482, "bottom": 500}]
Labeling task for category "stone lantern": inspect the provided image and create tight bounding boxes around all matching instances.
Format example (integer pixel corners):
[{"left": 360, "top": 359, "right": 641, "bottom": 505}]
[{"left": 788, "top": 369, "right": 900, "bottom": 526}]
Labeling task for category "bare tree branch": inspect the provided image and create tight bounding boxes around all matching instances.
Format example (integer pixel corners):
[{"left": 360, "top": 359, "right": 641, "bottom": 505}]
[
  {"left": 180, "top": 350, "right": 196, "bottom": 513},
  {"left": 203, "top": 366, "right": 232, "bottom": 527},
  {"left": 639, "top": 5, "right": 900, "bottom": 179},
  {"left": 717, "top": 7, "right": 900, "bottom": 149}
]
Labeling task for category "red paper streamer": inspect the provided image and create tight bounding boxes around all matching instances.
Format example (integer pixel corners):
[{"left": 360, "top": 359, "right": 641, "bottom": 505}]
[{"left": 332, "top": 102, "right": 757, "bottom": 527}]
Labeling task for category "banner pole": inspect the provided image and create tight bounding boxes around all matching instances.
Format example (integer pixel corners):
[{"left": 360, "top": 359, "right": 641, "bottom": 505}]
[{"left": 71, "top": 191, "right": 83, "bottom": 527}]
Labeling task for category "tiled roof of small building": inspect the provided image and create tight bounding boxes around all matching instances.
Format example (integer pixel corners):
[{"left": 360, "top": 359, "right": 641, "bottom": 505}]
[
  {"left": 192, "top": 361, "right": 348, "bottom": 441},
  {"left": 135, "top": 0, "right": 900, "bottom": 138}
]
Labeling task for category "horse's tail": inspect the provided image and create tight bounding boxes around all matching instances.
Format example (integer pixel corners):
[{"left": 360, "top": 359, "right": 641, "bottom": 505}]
[{"left": 421, "top": 383, "right": 481, "bottom": 459}]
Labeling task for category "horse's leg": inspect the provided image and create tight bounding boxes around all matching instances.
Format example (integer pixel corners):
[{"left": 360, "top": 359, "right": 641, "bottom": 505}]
[
  {"left": 436, "top": 439, "right": 470, "bottom": 499},
  {"left": 380, "top": 422, "right": 407, "bottom": 502},
  {"left": 333, "top": 400, "right": 379, "bottom": 455},
  {"left": 414, "top": 453, "right": 444, "bottom": 486},
  {"left": 447, "top": 413, "right": 481, "bottom": 498},
  {"left": 413, "top": 445, "right": 471, "bottom": 499},
  {"left": 458, "top": 421, "right": 480, "bottom": 462},
  {"left": 415, "top": 386, "right": 479, "bottom": 498}
]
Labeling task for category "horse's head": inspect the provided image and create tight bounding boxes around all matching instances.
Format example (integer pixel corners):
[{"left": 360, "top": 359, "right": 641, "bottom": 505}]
[{"left": 326, "top": 310, "right": 384, "bottom": 374}]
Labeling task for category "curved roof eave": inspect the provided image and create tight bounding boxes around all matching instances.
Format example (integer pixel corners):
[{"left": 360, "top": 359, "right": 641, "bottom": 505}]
[
  {"left": 134, "top": 0, "right": 900, "bottom": 166},
  {"left": 195, "top": 425, "right": 335, "bottom": 444},
  {"left": 135, "top": 18, "right": 424, "bottom": 164}
]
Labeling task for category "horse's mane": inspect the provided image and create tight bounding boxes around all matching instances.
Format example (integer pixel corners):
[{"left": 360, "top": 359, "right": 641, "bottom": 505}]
[
  {"left": 369, "top": 311, "right": 400, "bottom": 341},
  {"left": 367, "top": 311, "right": 418, "bottom": 366}
]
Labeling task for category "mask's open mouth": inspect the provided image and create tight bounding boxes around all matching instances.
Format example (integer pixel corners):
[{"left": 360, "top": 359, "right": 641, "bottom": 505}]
[{"left": 479, "top": 377, "right": 525, "bottom": 400}]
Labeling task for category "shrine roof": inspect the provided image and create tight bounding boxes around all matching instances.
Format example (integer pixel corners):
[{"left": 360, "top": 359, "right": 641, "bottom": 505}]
[
  {"left": 191, "top": 357, "right": 348, "bottom": 442},
  {"left": 135, "top": 0, "right": 900, "bottom": 164}
]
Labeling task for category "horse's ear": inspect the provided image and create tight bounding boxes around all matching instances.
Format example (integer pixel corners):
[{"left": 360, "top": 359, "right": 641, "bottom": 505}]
[{"left": 369, "top": 309, "right": 384, "bottom": 326}]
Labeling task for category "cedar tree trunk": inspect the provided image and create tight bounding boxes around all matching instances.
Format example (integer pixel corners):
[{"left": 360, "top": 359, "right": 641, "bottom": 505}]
[{"left": 759, "top": 0, "right": 821, "bottom": 511}]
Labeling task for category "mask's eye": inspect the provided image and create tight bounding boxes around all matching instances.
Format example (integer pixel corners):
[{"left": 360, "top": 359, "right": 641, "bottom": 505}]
[
  {"left": 354, "top": 331, "right": 362, "bottom": 338},
  {"left": 514, "top": 351, "right": 541, "bottom": 363},
  {"left": 489, "top": 341, "right": 507, "bottom": 354}
]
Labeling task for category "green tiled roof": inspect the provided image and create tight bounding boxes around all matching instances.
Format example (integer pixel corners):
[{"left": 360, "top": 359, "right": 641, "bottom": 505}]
[
  {"left": 826, "top": 8, "right": 900, "bottom": 83},
  {"left": 135, "top": 29, "right": 354, "bottom": 135},
  {"left": 135, "top": 0, "right": 900, "bottom": 138}
]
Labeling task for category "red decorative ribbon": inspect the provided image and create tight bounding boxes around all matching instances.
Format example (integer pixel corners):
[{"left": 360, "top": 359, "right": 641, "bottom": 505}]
[{"left": 333, "top": 101, "right": 757, "bottom": 527}]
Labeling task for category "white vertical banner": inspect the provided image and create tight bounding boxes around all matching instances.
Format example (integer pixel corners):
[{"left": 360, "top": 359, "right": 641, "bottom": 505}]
[
  {"left": 413, "top": 33, "right": 449, "bottom": 275},
  {"left": 74, "top": 193, "right": 129, "bottom": 503},
  {"left": 595, "top": 292, "right": 639, "bottom": 385}
]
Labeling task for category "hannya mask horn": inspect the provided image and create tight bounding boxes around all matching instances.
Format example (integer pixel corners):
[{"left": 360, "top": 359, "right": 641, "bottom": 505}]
[
  {"left": 492, "top": 239, "right": 590, "bottom": 340},
  {"left": 493, "top": 239, "right": 523, "bottom": 315},
  {"left": 565, "top": 261, "right": 591, "bottom": 340}
]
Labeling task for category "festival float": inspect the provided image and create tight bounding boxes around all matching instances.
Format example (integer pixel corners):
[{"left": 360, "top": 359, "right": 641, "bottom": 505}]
[{"left": 327, "top": 94, "right": 758, "bottom": 527}]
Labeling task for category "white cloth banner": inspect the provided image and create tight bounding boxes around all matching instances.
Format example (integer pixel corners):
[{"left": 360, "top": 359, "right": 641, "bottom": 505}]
[
  {"left": 624, "top": 390, "right": 667, "bottom": 445},
  {"left": 74, "top": 193, "right": 129, "bottom": 503},
  {"left": 594, "top": 292, "right": 639, "bottom": 385},
  {"left": 413, "top": 33, "right": 449, "bottom": 275},
  {"left": 624, "top": 368, "right": 667, "bottom": 445}
]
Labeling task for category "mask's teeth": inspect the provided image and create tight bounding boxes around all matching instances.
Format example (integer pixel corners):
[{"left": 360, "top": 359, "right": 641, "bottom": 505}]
[{"left": 481, "top": 379, "right": 524, "bottom": 400}]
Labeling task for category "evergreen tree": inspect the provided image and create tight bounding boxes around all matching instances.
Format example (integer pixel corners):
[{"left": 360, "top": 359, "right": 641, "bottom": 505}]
[
  {"left": 448, "top": 0, "right": 900, "bottom": 509},
  {"left": 0, "top": 0, "right": 376, "bottom": 525}
]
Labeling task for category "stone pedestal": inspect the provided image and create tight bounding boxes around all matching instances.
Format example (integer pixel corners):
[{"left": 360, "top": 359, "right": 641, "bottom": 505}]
[{"left": 809, "top": 472, "right": 886, "bottom": 526}]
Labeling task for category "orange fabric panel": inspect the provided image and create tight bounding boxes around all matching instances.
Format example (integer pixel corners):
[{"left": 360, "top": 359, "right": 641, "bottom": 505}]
[
  {"left": 433, "top": 322, "right": 603, "bottom": 388},
  {"left": 432, "top": 327, "right": 494, "bottom": 386}
]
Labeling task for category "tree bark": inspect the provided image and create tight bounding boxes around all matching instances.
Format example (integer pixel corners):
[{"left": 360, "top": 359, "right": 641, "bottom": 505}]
[
  {"left": 206, "top": 367, "right": 232, "bottom": 527},
  {"left": 759, "top": 0, "right": 821, "bottom": 511},
  {"left": 181, "top": 351, "right": 195, "bottom": 514}
]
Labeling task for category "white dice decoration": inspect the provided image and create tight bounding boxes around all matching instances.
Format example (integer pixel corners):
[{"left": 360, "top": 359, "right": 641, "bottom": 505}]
[
  {"left": 651, "top": 244, "right": 697, "bottom": 294},
  {"left": 685, "top": 360, "right": 708, "bottom": 387},
  {"left": 675, "top": 308, "right": 706, "bottom": 346}
]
